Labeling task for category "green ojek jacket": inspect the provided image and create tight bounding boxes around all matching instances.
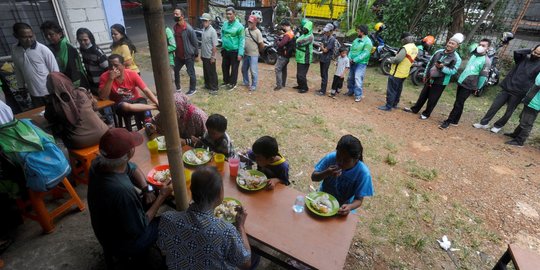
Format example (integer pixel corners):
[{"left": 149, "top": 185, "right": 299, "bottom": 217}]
[
  {"left": 348, "top": 35, "right": 372, "bottom": 65},
  {"left": 295, "top": 19, "right": 314, "bottom": 64},
  {"left": 221, "top": 18, "right": 245, "bottom": 56},
  {"left": 165, "top": 27, "right": 176, "bottom": 66}
]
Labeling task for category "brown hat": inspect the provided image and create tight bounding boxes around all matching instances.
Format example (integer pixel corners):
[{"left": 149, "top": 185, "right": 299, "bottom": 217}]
[{"left": 99, "top": 128, "right": 143, "bottom": 159}]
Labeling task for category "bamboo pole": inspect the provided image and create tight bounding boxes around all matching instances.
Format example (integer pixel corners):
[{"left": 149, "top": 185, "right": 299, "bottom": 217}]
[{"left": 142, "top": 0, "right": 189, "bottom": 211}]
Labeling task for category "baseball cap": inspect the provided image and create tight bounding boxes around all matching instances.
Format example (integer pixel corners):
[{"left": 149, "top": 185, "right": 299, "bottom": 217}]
[
  {"left": 99, "top": 128, "right": 143, "bottom": 159},
  {"left": 248, "top": 15, "right": 258, "bottom": 23},
  {"left": 200, "top": 13, "right": 212, "bottom": 21},
  {"left": 323, "top": 23, "right": 334, "bottom": 33}
]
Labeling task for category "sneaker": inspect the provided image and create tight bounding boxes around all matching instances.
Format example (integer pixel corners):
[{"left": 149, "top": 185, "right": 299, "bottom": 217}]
[
  {"left": 490, "top": 126, "right": 502, "bottom": 133},
  {"left": 209, "top": 90, "right": 218, "bottom": 95},
  {"left": 220, "top": 83, "right": 229, "bottom": 88},
  {"left": 249, "top": 87, "right": 256, "bottom": 91},
  {"left": 473, "top": 123, "right": 489, "bottom": 129},
  {"left": 450, "top": 122, "right": 459, "bottom": 127},
  {"left": 439, "top": 121, "right": 450, "bottom": 129},
  {"left": 377, "top": 105, "right": 391, "bottom": 111},
  {"left": 226, "top": 84, "right": 237, "bottom": 91},
  {"left": 344, "top": 92, "right": 354, "bottom": 96},
  {"left": 354, "top": 97, "right": 362, "bottom": 102},
  {"left": 316, "top": 91, "right": 325, "bottom": 96},
  {"left": 505, "top": 140, "right": 523, "bottom": 147},
  {"left": 403, "top": 107, "right": 413, "bottom": 113},
  {"left": 273, "top": 86, "right": 282, "bottom": 91},
  {"left": 175, "top": 88, "right": 182, "bottom": 92},
  {"left": 503, "top": 132, "right": 516, "bottom": 138},
  {"left": 298, "top": 89, "right": 308, "bottom": 94},
  {"left": 186, "top": 89, "right": 197, "bottom": 96},
  {"left": 420, "top": 114, "right": 428, "bottom": 120}
]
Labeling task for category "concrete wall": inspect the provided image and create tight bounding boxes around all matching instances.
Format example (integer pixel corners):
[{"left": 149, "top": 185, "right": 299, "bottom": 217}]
[{"left": 56, "top": 0, "right": 113, "bottom": 47}]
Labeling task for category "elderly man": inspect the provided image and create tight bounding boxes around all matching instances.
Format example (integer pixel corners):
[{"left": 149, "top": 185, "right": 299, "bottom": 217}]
[
  {"left": 88, "top": 128, "right": 172, "bottom": 262},
  {"left": 473, "top": 44, "right": 540, "bottom": 133},
  {"left": 316, "top": 23, "right": 336, "bottom": 96},
  {"left": 378, "top": 32, "right": 418, "bottom": 111},
  {"left": 99, "top": 54, "right": 158, "bottom": 131},
  {"left": 11, "top": 22, "right": 59, "bottom": 108},
  {"left": 200, "top": 13, "right": 219, "bottom": 95},
  {"left": 242, "top": 15, "right": 264, "bottom": 91},
  {"left": 221, "top": 7, "right": 245, "bottom": 91},
  {"left": 173, "top": 8, "right": 199, "bottom": 96},
  {"left": 158, "top": 166, "right": 254, "bottom": 269},
  {"left": 404, "top": 35, "right": 462, "bottom": 119}
]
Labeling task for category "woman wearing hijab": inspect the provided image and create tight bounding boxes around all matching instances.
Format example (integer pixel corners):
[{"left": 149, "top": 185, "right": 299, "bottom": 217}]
[
  {"left": 44, "top": 72, "right": 108, "bottom": 149},
  {"left": 154, "top": 92, "right": 207, "bottom": 144},
  {"left": 110, "top": 24, "right": 140, "bottom": 74},
  {"left": 40, "top": 21, "right": 88, "bottom": 88}
]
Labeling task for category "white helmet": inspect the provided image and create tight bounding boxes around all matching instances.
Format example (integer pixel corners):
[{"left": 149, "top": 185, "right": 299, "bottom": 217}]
[{"left": 450, "top": 33, "right": 465, "bottom": 44}]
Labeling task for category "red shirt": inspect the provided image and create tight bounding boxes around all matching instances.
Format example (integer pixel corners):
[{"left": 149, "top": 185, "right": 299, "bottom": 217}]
[
  {"left": 99, "top": 69, "right": 147, "bottom": 103},
  {"left": 174, "top": 23, "right": 186, "bottom": 59}
]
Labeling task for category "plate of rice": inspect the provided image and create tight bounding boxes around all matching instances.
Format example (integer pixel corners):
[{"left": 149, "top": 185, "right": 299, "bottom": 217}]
[
  {"left": 214, "top": 197, "right": 242, "bottom": 223},
  {"left": 146, "top": 164, "right": 171, "bottom": 186},
  {"left": 182, "top": 148, "right": 212, "bottom": 165},
  {"left": 236, "top": 169, "right": 268, "bottom": 191}
]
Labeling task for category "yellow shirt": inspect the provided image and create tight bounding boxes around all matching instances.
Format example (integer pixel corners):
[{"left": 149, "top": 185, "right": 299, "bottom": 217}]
[{"left": 112, "top": 44, "right": 139, "bottom": 73}]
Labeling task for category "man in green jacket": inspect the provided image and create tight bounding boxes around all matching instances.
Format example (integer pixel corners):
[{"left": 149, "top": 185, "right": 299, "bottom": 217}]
[
  {"left": 346, "top": 25, "right": 372, "bottom": 102},
  {"left": 440, "top": 38, "right": 491, "bottom": 129},
  {"left": 294, "top": 18, "right": 314, "bottom": 93},
  {"left": 221, "top": 7, "right": 245, "bottom": 91},
  {"left": 504, "top": 72, "right": 540, "bottom": 146},
  {"left": 165, "top": 26, "right": 176, "bottom": 90}
]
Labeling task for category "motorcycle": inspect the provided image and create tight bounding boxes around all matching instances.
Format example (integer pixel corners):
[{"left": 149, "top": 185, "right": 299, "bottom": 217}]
[
  {"left": 194, "top": 16, "right": 223, "bottom": 48},
  {"left": 474, "top": 32, "right": 514, "bottom": 97},
  {"left": 378, "top": 44, "right": 399, "bottom": 75},
  {"left": 259, "top": 30, "right": 278, "bottom": 65},
  {"left": 410, "top": 52, "right": 432, "bottom": 86}
]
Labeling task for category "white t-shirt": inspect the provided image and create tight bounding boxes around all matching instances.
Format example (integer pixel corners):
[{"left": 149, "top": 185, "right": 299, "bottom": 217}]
[{"left": 335, "top": 55, "right": 350, "bottom": 77}]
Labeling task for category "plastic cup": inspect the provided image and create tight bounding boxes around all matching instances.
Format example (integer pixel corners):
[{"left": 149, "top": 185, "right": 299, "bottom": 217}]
[
  {"left": 293, "top": 195, "right": 305, "bottom": 213},
  {"left": 214, "top": 153, "right": 225, "bottom": 172},
  {"left": 147, "top": 140, "right": 158, "bottom": 155},
  {"left": 229, "top": 157, "right": 240, "bottom": 177}
]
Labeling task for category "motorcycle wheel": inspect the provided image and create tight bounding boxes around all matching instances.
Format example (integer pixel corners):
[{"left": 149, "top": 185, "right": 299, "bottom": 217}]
[
  {"left": 380, "top": 57, "right": 392, "bottom": 75},
  {"left": 265, "top": 51, "right": 277, "bottom": 65},
  {"left": 411, "top": 68, "right": 425, "bottom": 86}
]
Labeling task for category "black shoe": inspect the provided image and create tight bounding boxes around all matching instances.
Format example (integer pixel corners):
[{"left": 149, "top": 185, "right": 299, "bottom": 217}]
[
  {"left": 505, "top": 140, "right": 524, "bottom": 147},
  {"left": 226, "top": 84, "right": 237, "bottom": 91},
  {"left": 344, "top": 92, "right": 354, "bottom": 96},
  {"left": 293, "top": 86, "right": 301, "bottom": 89},
  {"left": 209, "top": 90, "right": 218, "bottom": 95},
  {"left": 316, "top": 91, "right": 325, "bottom": 96},
  {"left": 450, "top": 122, "right": 459, "bottom": 127},
  {"left": 503, "top": 132, "right": 516, "bottom": 138},
  {"left": 274, "top": 86, "right": 282, "bottom": 91},
  {"left": 439, "top": 121, "right": 450, "bottom": 129},
  {"left": 220, "top": 83, "right": 229, "bottom": 88},
  {"left": 298, "top": 89, "right": 308, "bottom": 94},
  {"left": 403, "top": 107, "right": 414, "bottom": 113},
  {"left": 186, "top": 89, "right": 197, "bottom": 96}
]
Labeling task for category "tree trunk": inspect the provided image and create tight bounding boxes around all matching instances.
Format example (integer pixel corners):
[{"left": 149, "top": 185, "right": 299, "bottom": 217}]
[
  {"left": 448, "top": 0, "right": 465, "bottom": 42},
  {"left": 463, "top": 0, "right": 500, "bottom": 45},
  {"left": 171, "top": 0, "right": 177, "bottom": 9}
]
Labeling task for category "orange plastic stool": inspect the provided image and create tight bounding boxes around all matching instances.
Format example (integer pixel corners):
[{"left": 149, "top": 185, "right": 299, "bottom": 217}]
[
  {"left": 16, "top": 178, "right": 86, "bottom": 234},
  {"left": 68, "top": 144, "right": 99, "bottom": 184}
]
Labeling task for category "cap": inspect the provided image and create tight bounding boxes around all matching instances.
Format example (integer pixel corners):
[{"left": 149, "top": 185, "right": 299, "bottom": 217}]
[
  {"left": 323, "top": 23, "right": 334, "bottom": 33},
  {"left": 248, "top": 15, "right": 258, "bottom": 23},
  {"left": 449, "top": 33, "right": 465, "bottom": 44},
  {"left": 200, "top": 13, "right": 213, "bottom": 21},
  {"left": 99, "top": 128, "right": 143, "bottom": 159}
]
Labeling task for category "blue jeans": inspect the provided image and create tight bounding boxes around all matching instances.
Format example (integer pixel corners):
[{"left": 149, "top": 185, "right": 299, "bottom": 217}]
[
  {"left": 347, "top": 63, "right": 367, "bottom": 98},
  {"left": 385, "top": 76, "right": 405, "bottom": 108},
  {"left": 242, "top": 55, "right": 259, "bottom": 89}
]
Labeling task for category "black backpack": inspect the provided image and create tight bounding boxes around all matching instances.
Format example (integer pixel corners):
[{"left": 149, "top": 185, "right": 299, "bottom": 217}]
[{"left": 284, "top": 37, "right": 296, "bottom": 58}]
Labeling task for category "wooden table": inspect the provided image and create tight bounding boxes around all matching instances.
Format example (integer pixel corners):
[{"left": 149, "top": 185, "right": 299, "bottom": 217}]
[
  {"left": 493, "top": 244, "right": 540, "bottom": 270},
  {"left": 132, "top": 134, "right": 359, "bottom": 270},
  {"left": 14, "top": 99, "right": 116, "bottom": 128}
]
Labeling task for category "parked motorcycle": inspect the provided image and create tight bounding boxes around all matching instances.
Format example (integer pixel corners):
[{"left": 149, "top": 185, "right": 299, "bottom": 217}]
[
  {"left": 410, "top": 52, "right": 432, "bottom": 86},
  {"left": 378, "top": 44, "right": 399, "bottom": 75},
  {"left": 195, "top": 16, "right": 223, "bottom": 48},
  {"left": 260, "top": 30, "right": 278, "bottom": 65},
  {"left": 474, "top": 32, "right": 514, "bottom": 97}
]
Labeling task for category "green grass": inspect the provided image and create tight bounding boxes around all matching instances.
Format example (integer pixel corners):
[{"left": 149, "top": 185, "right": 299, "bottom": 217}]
[{"left": 407, "top": 160, "right": 438, "bottom": 181}]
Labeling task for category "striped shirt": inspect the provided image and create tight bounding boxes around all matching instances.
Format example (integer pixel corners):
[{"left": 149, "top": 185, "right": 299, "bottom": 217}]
[{"left": 80, "top": 45, "right": 108, "bottom": 87}]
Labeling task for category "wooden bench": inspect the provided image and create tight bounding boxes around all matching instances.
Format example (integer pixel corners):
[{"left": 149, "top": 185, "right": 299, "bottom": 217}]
[{"left": 493, "top": 244, "right": 540, "bottom": 270}]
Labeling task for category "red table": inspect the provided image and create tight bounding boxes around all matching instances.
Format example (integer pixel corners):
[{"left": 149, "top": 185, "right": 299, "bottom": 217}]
[{"left": 132, "top": 134, "right": 359, "bottom": 270}]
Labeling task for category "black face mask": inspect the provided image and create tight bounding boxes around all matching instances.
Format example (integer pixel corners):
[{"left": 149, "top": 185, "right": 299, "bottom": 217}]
[{"left": 174, "top": 17, "right": 181, "bottom": 22}]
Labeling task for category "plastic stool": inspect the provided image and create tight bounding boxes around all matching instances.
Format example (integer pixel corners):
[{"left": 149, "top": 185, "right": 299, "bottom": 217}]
[
  {"left": 16, "top": 178, "right": 85, "bottom": 233},
  {"left": 68, "top": 144, "right": 99, "bottom": 184}
]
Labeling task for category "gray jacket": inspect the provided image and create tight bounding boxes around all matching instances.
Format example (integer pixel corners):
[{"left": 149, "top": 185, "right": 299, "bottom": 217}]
[{"left": 174, "top": 22, "right": 199, "bottom": 59}]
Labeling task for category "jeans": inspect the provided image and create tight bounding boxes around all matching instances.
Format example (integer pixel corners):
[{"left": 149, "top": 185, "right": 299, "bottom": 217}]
[
  {"left": 446, "top": 85, "right": 473, "bottom": 124},
  {"left": 320, "top": 61, "right": 331, "bottom": 93},
  {"left": 479, "top": 90, "right": 523, "bottom": 128},
  {"left": 410, "top": 83, "right": 446, "bottom": 118},
  {"left": 296, "top": 63, "right": 310, "bottom": 91},
  {"left": 347, "top": 63, "right": 367, "bottom": 98},
  {"left": 174, "top": 57, "right": 196, "bottom": 91},
  {"left": 275, "top": 55, "right": 289, "bottom": 87},
  {"left": 510, "top": 106, "right": 539, "bottom": 144},
  {"left": 222, "top": 50, "right": 240, "bottom": 86},
  {"left": 385, "top": 76, "right": 405, "bottom": 108},
  {"left": 241, "top": 55, "right": 259, "bottom": 89},
  {"left": 202, "top": 57, "right": 218, "bottom": 91}
]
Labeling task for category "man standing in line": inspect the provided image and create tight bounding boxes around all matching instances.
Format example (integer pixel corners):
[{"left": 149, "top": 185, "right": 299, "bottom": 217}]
[
  {"left": 294, "top": 18, "right": 314, "bottom": 94},
  {"left": 345, "top": 25, "right": 372, "bottom": 102},
  {"left": 165, "top": 25, "right": 176, "bottom": 89},
  {"left": 274, "top": 20, "right": 295, "bottom": 91},
  {"left": 173, "top": 8, "right": 199, "bottom": 96},
  {"left": 242, "top": 15, "right": 264, "bottom": 92},
  {"left": 316, "top": 23, "right": 336, "bottom": 96},
  {"left": 377, "top": 32, "right": 418, "bottom": 111},
  {"left": 473, "top": 44, "right": 540, "bottom": 133},
  {"left": 11, "top": 22, "right": 59, "bottom": 108},
  {"left": 439, "top": 39, "right": 492, "bottom": 129},
  {"left": 221, "top": 7, "right": 245, "bottom": 91},
  {"left": 200, "top": 13, "right": 219, "bottom": 95},
  {"left": 403, "top": 36, "right": 462, "bottom": 119},
  {"left": 504, "top": 73, "right": 540, "bottom": 147}
]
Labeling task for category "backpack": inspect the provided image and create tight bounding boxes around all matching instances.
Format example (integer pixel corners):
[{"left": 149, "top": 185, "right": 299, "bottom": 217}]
[
  {"left": 16, "top": 119, "right": 71, "bottom": 192},
  {"left": 284, "top": 37, "right": 296, "bottom": 58},
  {"left": 331, "top": 36, "right": 341, "bottom": 61}
]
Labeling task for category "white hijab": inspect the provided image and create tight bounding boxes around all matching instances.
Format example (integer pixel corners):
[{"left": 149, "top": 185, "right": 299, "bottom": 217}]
[{"left": 0, "top": 100, "right": 14, "bottom": 125}]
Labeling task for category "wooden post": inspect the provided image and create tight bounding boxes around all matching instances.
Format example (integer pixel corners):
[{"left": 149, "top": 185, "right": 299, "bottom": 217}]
[{"left": 142, "top": 0, "right": 189, "bottom": 211}]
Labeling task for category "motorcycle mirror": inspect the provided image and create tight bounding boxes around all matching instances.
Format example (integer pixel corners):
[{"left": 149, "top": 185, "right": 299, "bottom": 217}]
[{"left": 216, "top": 16, "right": 222, "bottom": 22}]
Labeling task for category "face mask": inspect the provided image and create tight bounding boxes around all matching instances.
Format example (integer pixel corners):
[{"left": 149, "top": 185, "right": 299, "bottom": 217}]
[
  {"left": 174, "top": 17, "right": 181, "bottom": 22},
  {"left": 476, "top": 46, "right": 486, "bottom": 54}
]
